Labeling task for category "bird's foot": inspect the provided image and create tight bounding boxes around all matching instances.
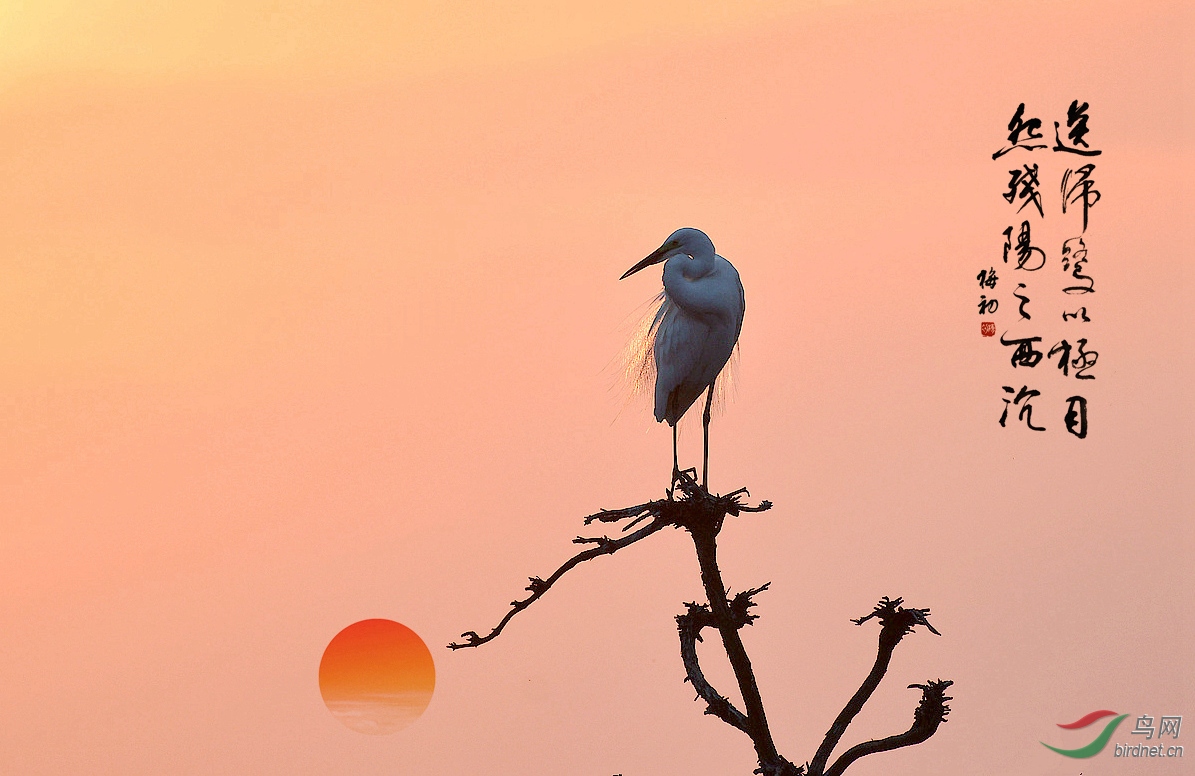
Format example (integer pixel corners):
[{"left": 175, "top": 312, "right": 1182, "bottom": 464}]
[{"left": 670, "top": 467, "right": 702, "bottom": 500}]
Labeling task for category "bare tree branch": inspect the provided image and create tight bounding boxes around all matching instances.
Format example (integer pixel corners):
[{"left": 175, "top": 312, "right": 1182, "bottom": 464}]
[
  {"left": 450, "top": 481, "right": 772, "bottom": 651},
  {"left": 448, "top": 516, "right": 670, "bottom": 649},
  {"left": 680, "top": 492, "right": 796, "bottom": 775},
  {"left": 677, "top": 601, "right": 751, "bottom": 733},
  {"left": 583, "top": 500, "right": 659, "bottom": 529},
  {"left": 807, "top": 597, "right": 942, "bottom": 776},
  {"left": 823, "top": 680, "right": 953, "bottom": 776},
  {"left": 676, "top": 584, "right": 770, "bottom": 735}
]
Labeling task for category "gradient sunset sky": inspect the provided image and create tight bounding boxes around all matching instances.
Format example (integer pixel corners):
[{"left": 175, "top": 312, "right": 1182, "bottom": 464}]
[{"left": 1, "top": 1, "right": 1189, "bottom": 775}]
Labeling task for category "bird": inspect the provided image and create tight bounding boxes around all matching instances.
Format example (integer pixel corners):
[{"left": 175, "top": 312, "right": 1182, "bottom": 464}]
[{"left": 619, "top": 227, "right": 745, "bottom": 495}]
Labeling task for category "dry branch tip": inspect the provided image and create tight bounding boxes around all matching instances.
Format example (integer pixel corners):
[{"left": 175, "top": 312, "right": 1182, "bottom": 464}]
[{"left": 852, "top": 596, "right": 941, "bottom": 636}]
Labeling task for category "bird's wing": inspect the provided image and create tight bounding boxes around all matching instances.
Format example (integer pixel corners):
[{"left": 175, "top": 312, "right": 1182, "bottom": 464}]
[
  {"left": 734, "top": 272, "right": 745, "bottom": 342},
  {"left": 713, "top": 273, "right": 745, "bottom": 412},
  {"left": 653, "top": 301, "right": 713, "bottom": 425}
]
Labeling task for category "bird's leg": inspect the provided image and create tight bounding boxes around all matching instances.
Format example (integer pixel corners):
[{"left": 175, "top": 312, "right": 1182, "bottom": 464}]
[
  {"left": 702, "top": 382, "right": 715, "bottom": 492},
  {"left": 668, "top": 424, "right": 680, "bottom": 500}
]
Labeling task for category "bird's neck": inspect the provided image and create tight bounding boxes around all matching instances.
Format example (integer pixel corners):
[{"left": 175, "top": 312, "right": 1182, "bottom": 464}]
[
  {"left": 663, "top": 256, "right": 732, "bottom": 317},
  {"left": 680, "top": 250, "right": 715, "bottom": 279}
]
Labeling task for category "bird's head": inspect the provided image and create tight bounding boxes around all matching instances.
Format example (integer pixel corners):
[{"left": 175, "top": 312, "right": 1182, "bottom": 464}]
[{"left": 620, "top": 227, "right": 715, "bottom": 280}]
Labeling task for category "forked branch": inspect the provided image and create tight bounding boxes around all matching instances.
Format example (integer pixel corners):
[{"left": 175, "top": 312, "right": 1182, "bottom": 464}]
[
  {"left": 807, "top": 597, "right": 945, "bottom": 776},
  {"left": 823, "top": 680, "right": 953, "bottom": 776},
  {"left": 676, "top": 584, "right": 770, "bottom": 734}
]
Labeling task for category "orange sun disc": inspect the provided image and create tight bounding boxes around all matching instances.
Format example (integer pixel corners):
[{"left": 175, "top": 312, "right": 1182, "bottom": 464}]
[{"left": 319, "top": 619, "right": 435, "bottom": 735}]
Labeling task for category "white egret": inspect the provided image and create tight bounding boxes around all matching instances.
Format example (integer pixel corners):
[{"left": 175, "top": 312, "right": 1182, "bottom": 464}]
[{"left": 620, "top": 227, "right": 745, "bottom": 494}]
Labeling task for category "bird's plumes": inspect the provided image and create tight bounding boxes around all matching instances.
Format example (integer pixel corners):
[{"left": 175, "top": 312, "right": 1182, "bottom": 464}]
[{"left": 620, "top": 290, "right": 667, "bottom": 402}]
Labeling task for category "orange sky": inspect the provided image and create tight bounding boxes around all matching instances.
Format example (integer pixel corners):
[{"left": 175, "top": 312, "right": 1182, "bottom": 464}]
[{"left": 0, "top": 1, "right": 1190, "bottom": 774}]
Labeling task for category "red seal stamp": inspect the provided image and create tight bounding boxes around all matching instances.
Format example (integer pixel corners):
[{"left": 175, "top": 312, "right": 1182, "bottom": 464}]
[{"left": 981, "top": 321, "right": 996, "bottom": 337}]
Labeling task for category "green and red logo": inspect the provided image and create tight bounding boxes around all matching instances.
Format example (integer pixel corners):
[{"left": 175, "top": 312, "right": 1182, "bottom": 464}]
[{"left": 1042, "top": 710, "right": 1129, "bottom": 758}]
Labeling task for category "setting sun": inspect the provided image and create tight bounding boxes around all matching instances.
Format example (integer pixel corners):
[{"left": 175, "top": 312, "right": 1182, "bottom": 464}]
[{"left": 319, "top": 619, "right": 435, "bottom": 735}]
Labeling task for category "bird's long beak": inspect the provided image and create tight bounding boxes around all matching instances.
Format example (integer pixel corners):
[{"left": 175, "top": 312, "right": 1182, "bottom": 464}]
[{"left": 620, "top": 244, "right": 670, "bottom": 280}]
